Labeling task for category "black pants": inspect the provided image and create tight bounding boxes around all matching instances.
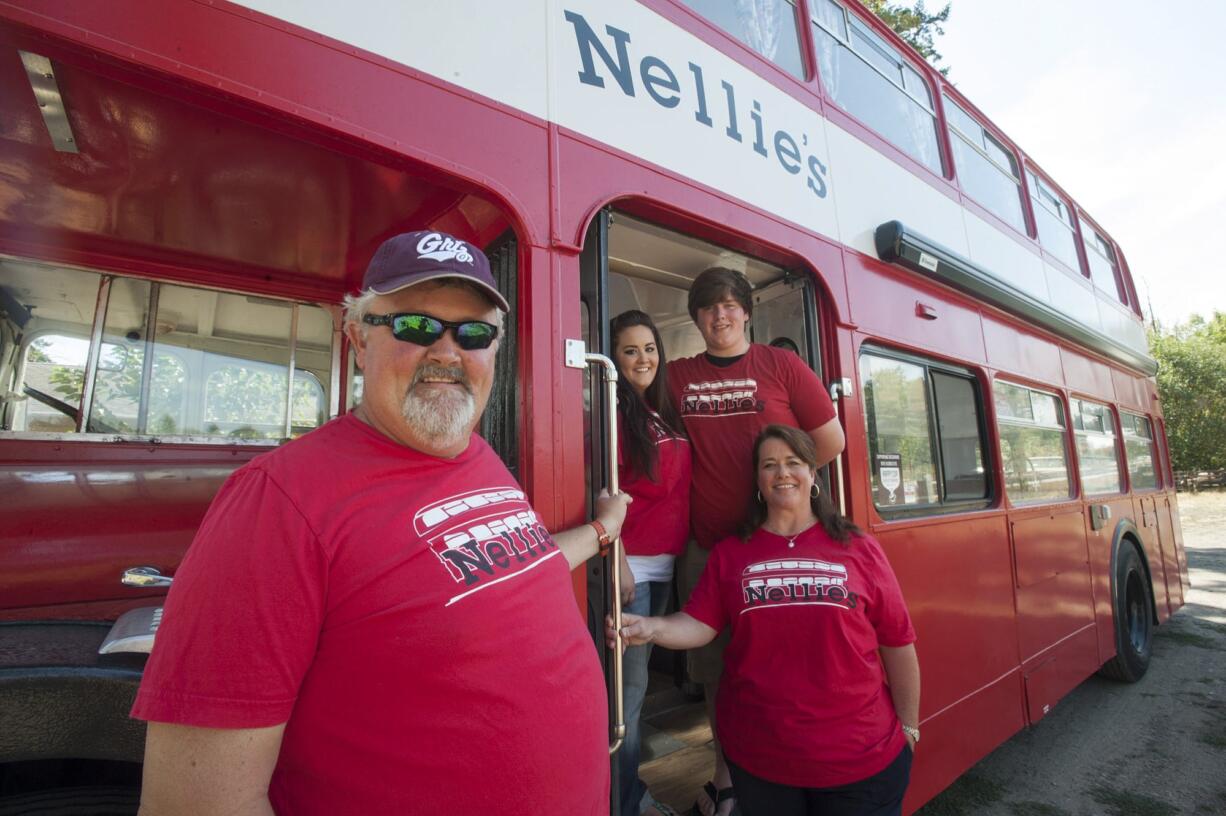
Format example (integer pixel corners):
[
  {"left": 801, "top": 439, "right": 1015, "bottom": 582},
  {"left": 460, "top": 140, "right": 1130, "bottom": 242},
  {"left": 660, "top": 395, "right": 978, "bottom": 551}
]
[{"left": 726, "top": 745, "right": 912, "bottom": 816}]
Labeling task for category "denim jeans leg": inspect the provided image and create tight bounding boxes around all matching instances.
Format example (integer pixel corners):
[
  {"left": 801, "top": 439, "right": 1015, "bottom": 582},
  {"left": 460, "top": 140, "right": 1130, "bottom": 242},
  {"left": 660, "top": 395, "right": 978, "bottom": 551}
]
[
  {"left": 619, "top": 581, "right": 675, "bottom": 816},
  {"left": 619, "top": 582, "right": 653, "bottom": 816}
]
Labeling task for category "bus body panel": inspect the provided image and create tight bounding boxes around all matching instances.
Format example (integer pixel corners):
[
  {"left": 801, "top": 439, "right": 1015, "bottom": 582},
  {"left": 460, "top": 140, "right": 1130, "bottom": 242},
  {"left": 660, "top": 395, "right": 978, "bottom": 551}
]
[
  {"left": 1132, "top": 494, "right": 1171, "bottom": 621},
  {"left": 981, "top": 316, "right": 1064, "bottom": 388},
  {"left": 1008, "top": 506, "right": 1095, "bottom": 662},
  {"left": 1021, "top": 625, "right": 1100, "bottom": 724},
  {"left": 0, "top": 0, "right": 555, "bottom": 270},
  {"left": 185, "top": 0, "right": 1150, "bottom": 372},
  {"left": 845, "top": 254, "right": 987, "bottom": 365},
  {"left": 900, "top": 665, "right": 1024, "bottom": 813},
  {"left": 871, "top": 512, "right": 1019, "bottom": 719},
  {"left": 1088, "top": 498, "right": 1140, "bottom": 661},
  {"left": 0, "top": 449, "right": 241, "bottom": 613},
  {"left": 1156, "top": 496, "right": 1182, "bottom": 610},
  {"left": 1060, "top": 348, "right": 1117, "bottom": 404}
]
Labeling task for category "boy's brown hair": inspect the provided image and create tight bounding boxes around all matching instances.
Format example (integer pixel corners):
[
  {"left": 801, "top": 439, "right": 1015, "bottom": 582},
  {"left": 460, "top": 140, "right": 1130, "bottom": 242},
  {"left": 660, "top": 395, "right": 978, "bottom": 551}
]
[{"left": 687, "top": 266, "right": 753, "bottom": 322}]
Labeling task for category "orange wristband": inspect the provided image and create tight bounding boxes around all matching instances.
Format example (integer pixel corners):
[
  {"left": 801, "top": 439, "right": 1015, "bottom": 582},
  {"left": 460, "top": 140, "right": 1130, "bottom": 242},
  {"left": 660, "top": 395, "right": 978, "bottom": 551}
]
[{"left": 589, "top": 519, "right": 611, "bottom": 557}]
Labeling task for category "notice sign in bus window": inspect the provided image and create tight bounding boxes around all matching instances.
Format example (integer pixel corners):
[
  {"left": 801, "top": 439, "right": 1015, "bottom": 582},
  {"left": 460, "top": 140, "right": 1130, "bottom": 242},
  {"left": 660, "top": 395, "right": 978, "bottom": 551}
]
[{"left": 876, "top": 453, "right": 903, "bottom": 506}]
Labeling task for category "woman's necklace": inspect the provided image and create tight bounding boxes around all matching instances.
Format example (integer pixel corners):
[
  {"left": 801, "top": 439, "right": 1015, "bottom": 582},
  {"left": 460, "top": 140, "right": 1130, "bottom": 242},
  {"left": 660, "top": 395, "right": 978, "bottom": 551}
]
[{"left": 764, "top": 519, "right": 820, "bottom": 549}]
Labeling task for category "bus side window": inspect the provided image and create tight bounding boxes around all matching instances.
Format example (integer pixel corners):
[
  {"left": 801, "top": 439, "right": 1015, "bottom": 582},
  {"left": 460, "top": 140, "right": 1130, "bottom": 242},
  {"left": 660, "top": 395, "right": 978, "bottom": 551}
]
[
  {"left": 2, "top": 261, "right": 103, "bottom": 434},
  {"left": 1072, "top": 398, "right": 1123, "bottom": 495},
  {"left": 1121, "top": 412, "right": 1159, "bottom": 491},
  {"left": 994, "top": 381, "right": 1072, "bottom": 504},
  {"left": 860, "top": 349, "right": 989, "bottom": 513},
  {"left": 17, "top": 333, "right": 91, "bottom": 433},
  {"left": 2, "top": 256, "right": 335, "bottom": 441}
]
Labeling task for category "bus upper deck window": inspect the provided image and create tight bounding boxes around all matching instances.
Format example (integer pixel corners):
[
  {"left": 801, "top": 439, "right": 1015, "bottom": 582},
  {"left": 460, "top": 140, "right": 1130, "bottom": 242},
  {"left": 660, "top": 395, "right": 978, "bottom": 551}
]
[
  {"left": 1080, "top": 218, "right": 1128, "bottom": 306},
  {"left": 811, "top": 0, "right": 942, "bottom": 175},
  {"left": 945, "top": 97, "right": 1026, "bottom": 234},
  {"left": 680, "top": 0, "right": 806, "bottom": 79},
  {"left": 1026, "top": 170, "right": 1081, "bottom": 273}
]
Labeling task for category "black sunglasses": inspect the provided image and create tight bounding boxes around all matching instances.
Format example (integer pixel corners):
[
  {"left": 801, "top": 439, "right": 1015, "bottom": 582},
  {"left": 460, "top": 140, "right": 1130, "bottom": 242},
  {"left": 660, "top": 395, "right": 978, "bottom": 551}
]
[
  {"left": 362, "top": 309, "right": 497, "bottom": 347},
  {"left": 363, "top": 312, "right": 499, "bottom": 350}
]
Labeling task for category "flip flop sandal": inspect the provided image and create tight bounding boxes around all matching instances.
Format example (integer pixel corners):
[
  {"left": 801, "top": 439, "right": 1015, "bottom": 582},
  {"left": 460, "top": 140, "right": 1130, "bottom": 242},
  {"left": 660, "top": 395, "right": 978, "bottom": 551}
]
[{"left": 689, "top": 781, "right": 735, "bottom": 816}]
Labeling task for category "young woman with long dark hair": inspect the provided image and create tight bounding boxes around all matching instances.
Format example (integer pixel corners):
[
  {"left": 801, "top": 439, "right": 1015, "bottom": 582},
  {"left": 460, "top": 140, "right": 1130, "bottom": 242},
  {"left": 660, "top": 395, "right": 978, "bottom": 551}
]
[
  {"left": 611, "top": 425, "right": 920, "bottom": 816},
  {"left": 610, "top": 309, "right": 691, "bottom": 816}
]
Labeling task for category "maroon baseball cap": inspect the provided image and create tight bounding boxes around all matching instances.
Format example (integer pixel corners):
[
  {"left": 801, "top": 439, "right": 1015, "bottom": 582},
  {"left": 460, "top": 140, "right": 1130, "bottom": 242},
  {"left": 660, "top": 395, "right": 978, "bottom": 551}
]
[{"left": 360, "top": 230, "right": 509, "bottom": 312}]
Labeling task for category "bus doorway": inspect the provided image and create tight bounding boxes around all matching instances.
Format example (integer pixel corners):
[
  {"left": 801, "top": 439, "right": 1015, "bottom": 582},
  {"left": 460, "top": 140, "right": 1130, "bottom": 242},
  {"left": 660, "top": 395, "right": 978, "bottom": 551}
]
[{"left": 578, "top": 210, "right": 833, "bottom": 813}]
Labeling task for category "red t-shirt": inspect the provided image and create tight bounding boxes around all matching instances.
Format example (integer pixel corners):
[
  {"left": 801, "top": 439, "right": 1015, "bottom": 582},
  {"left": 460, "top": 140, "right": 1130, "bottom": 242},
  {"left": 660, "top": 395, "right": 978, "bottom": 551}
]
[
  {"left": 618, "top": 411, "right": 691, "bottom": 557},
  {"left": 684, "top": 526, "right": 916, "bottom": 788},
  {"left": 132, "top": 414, "right": 608, "bottom": 815},
  {"left": 668, "top": 344, "right": 836, "bottom": 548}
]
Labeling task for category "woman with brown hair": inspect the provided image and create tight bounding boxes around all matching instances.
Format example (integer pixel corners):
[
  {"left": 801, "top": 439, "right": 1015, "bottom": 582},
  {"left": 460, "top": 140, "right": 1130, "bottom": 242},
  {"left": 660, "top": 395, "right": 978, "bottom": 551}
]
[
  {"left": 611, "top": 425, "right": 920, "bottom": 816},
  {"left": 611, "top": 309, "right": 691, "bottom": 816}
]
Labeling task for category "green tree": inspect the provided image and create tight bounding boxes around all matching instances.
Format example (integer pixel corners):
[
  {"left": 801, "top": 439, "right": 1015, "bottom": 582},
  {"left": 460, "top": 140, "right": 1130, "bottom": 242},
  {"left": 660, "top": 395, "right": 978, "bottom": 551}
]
[
  {"left": 43, "top": 343, "right": 186, "bottom": 433},
  {"left": 1149, "top": 313, "right": 1226, "bottom": 472},
  {"left": 28, "top": 340, "right": 53, "bottom": 363},
  {"left": 859, "top": 0, "right": 951, "bottom": 75}
]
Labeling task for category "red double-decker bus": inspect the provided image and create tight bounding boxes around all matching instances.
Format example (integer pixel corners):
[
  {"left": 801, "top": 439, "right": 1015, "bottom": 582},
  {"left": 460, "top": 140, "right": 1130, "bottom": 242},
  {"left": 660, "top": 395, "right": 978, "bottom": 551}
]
[{"left": 0, "top": 0, "right": 1187, "bottom": 811}]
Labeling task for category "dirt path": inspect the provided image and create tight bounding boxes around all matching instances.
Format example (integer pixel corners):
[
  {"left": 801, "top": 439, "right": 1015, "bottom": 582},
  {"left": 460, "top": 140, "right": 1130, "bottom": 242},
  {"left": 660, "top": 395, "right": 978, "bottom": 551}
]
[{"left": 916, "top": 491, "right": 1226, "bottom": 816}]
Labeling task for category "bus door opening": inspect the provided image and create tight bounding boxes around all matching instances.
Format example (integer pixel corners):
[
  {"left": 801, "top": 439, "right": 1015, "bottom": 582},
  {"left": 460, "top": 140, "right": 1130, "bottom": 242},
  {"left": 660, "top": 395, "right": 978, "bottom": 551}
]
[{"left": 579, "top": 209, "right": 831, "bottom": 807}]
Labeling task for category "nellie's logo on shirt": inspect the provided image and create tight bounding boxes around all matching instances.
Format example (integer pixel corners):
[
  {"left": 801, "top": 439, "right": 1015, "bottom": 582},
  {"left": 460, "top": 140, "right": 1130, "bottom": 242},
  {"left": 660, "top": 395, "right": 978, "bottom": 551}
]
[
  {"left": 680, "top": 378, "right": 765, "bottom": 417},
  {"left": 414, "top": 487, "right": 558, "bottom": 606},
  {"left": 740, "top": 558, "right": 858, "bottom": 612}
]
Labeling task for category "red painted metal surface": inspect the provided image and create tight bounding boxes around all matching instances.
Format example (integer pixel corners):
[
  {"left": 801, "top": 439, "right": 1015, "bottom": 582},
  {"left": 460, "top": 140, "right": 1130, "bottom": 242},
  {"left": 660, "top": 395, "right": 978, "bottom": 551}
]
[
  {"left": 0, "top": 444, "right": 246, "bottom": 612},
  {"left": 1086, "top": 498, "right": 1137, "bottom": 663},
  {"left": 1009, "top": 507, "right": 1094, "bottom": 662},
  {"left": 845, "top": 254, "right": 987, "bottom": 364},
  {"left": 0, "top": 14, "right": 523, "bottom": 296},
  {"left": 982, "top": 316, "right": 1064, "bottom": 386},
  {"left": 1022, "top": 626, "right": 1100, "bottom": 724}
]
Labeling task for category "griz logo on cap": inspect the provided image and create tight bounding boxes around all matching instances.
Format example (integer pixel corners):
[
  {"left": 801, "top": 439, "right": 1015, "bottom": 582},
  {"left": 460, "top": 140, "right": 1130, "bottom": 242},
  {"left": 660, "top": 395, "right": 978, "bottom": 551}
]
[{"left": 417, "top": 232, "right": 474, "bottom": 264}]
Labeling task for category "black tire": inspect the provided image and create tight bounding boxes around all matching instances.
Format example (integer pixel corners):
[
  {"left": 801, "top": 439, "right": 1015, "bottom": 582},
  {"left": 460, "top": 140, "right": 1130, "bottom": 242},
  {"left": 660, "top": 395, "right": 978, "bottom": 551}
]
[{"left": 1099, "top": 542, "right": 1153, "bottom": 682}]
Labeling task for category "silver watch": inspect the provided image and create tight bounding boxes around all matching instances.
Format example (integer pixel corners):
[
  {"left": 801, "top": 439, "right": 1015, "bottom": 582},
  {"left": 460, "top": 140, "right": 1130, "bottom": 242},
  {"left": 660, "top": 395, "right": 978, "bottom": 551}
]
[{"left": 901, "top": 724, "right": 920, "bottom": 744}]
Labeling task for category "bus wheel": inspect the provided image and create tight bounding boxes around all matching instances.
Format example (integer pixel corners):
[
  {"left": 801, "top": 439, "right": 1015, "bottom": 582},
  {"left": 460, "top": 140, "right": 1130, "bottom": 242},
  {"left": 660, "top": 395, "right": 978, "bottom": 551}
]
[{"left": 1098, "top": 543, "right": 1153, "bottom": 683}]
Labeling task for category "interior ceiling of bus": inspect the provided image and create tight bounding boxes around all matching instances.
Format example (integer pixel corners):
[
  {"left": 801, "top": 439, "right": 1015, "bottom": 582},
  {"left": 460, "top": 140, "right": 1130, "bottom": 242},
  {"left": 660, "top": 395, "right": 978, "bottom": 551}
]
[
  {"left": 0, "top": 31, "right": 508, "bottom": 293},
  {"left": 609, "top": 215, "right": 784, "bottom": 290},
  {"left": 609, "top": 214, "right": 787, "bottom": 336}
]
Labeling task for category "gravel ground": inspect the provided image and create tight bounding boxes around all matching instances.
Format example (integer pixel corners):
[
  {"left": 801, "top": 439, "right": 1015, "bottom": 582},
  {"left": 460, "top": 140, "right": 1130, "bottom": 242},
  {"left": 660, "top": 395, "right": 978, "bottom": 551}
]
[{"left": 916, "top": 491, "right": 1226, "bottom": 816}]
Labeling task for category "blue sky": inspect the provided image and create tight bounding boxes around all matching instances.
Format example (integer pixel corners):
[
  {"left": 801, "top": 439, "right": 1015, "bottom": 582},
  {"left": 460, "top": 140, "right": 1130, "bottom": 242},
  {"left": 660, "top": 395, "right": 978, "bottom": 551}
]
[{"left": 935, "top": 0, "right": 1226, "bottom": 329}]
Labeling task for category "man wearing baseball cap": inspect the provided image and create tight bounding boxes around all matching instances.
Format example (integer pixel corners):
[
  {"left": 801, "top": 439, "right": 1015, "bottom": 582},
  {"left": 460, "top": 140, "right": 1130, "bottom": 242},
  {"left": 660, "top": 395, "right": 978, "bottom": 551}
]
[{"left": 134, "top": 230, "right": 629, "bottom": 815}]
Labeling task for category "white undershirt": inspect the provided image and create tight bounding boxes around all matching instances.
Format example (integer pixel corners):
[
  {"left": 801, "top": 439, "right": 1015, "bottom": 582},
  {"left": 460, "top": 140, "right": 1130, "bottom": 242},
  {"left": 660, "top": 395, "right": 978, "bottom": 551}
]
[{"left": 627, "top": 553, "right": 675, "bottom": 584}]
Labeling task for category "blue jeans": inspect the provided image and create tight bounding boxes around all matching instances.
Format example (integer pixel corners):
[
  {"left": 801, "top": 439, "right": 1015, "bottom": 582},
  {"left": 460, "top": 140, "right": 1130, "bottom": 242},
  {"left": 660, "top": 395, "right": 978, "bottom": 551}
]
[{"left": 619, "top": 580, "right": 672, "bottom": 816}]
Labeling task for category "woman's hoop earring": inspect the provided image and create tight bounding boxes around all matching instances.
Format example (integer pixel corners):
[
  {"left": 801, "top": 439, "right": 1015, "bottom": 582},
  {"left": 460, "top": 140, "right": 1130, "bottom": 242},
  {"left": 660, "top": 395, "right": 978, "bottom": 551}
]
[
  {"left": 811, "top": 484, "right": 820, "bottom": 498},
  {"left": 756, "top": 490, "right": 763, "bottom": 503}
]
